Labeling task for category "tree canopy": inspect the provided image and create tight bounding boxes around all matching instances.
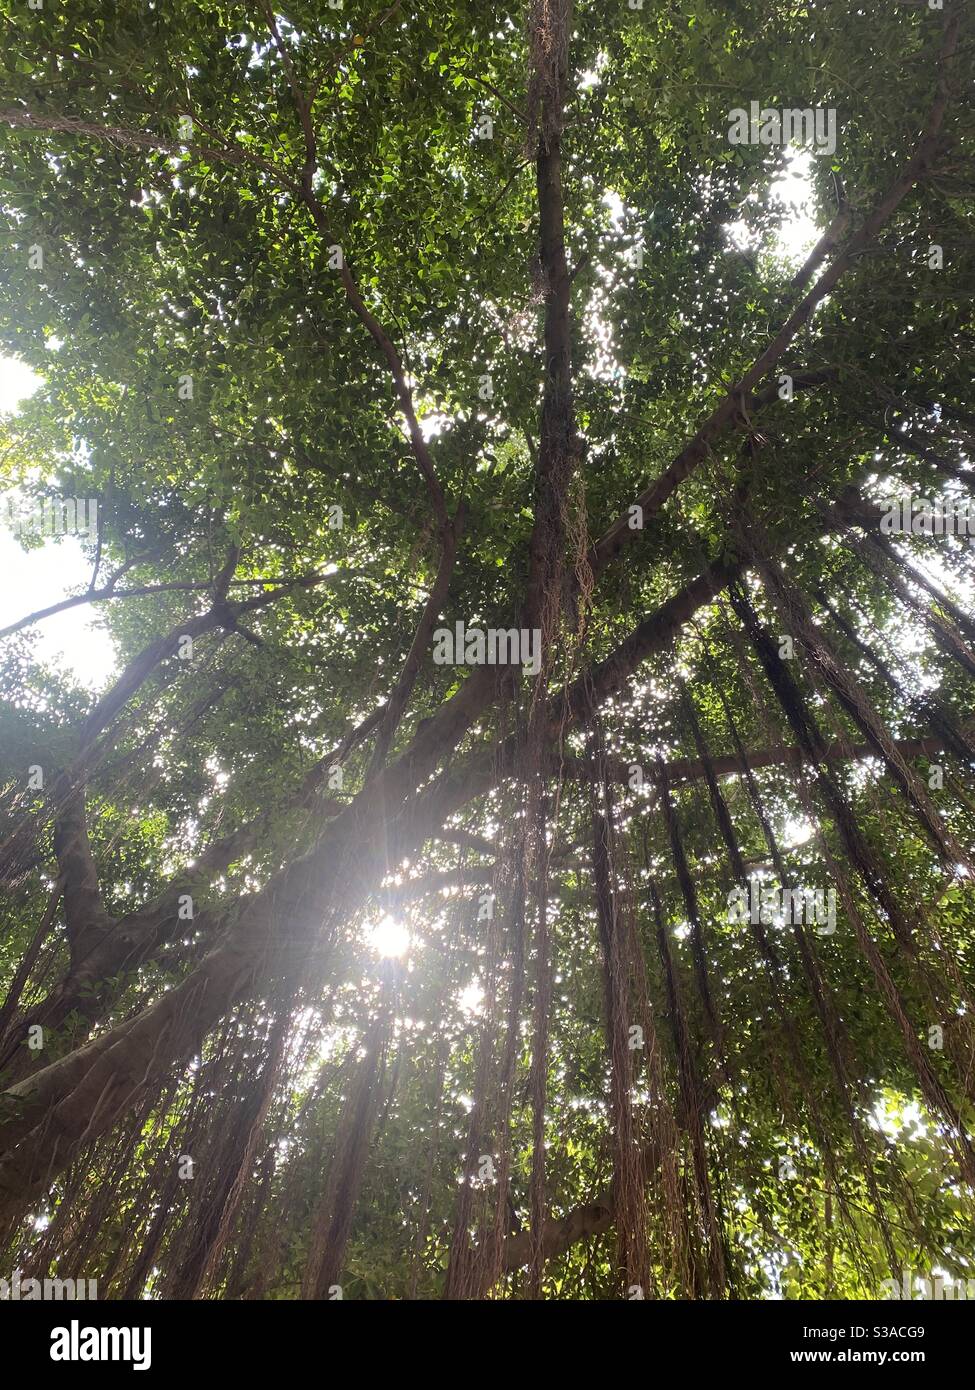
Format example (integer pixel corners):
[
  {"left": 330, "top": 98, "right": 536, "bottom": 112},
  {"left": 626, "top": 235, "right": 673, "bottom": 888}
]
[{"left": 0, "top": 0, "right": 974, "bottom": 1301}]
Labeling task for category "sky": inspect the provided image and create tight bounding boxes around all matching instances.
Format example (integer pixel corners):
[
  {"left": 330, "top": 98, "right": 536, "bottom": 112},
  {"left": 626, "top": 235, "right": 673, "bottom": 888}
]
[
  {"left": 0, "top": 358, "right": 118, "bottom": 689},
  {"left": 726, "top": 148, "right": 820, "bottom": 262}
]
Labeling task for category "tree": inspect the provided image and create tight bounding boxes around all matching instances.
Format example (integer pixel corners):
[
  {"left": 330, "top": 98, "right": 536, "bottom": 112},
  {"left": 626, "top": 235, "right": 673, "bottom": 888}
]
[{"left": 0, "top": 0, "right": 973, "bottom": 1300}]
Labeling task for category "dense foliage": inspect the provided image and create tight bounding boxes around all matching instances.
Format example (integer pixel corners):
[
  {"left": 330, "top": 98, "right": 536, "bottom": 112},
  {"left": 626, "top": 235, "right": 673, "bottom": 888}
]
[{"left": 0, "top": 0, "right": 973, "bottom": 1300}]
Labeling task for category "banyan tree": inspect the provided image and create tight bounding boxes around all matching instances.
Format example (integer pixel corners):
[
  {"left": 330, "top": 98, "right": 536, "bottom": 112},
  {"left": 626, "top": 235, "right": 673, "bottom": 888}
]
[{"left": 0, "top": 0, "right": 973, "bottom": 1301}]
